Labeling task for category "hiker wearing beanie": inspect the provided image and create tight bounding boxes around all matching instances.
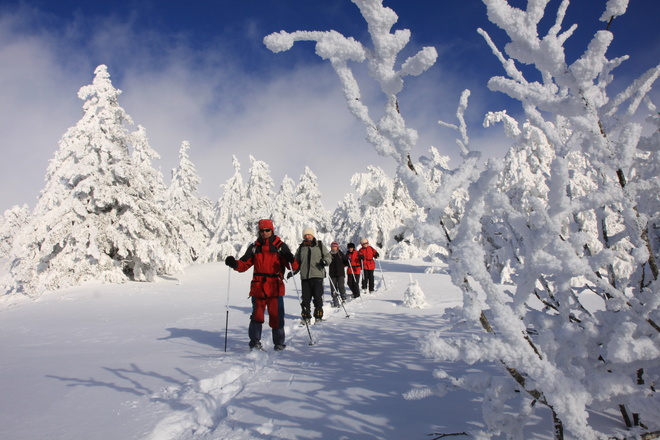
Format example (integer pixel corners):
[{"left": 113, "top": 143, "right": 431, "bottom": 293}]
[
  {"left": 328, "top": 241, "right": 348, "bottom": 307},
  {"left": 358, "top": 238, "right": 379, "bottom": 293},
  {"left": 225, "top": 219, "right": 297, "bottom": 351},
  {"left": 292, "top": 227, "right": 332, "bottom": 324},
  {"left": 345, "top": 242, "right": 362, "bottom": 298}
]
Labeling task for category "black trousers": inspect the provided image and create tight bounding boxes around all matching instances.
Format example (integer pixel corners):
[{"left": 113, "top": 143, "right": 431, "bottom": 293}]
[
  {"left": 362, "top": 269, "right": 375, "bottom": 292},
  {"left": 301, "top": 278, "right": 324, "bottom": 319},
  {"left": 347, "top": 272, "right": 361, "bottom": 297}
]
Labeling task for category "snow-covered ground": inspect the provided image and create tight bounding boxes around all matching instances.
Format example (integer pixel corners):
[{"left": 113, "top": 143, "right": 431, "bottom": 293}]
[{"left": 2, "top": 260, "right": 558, "bottom": 440}]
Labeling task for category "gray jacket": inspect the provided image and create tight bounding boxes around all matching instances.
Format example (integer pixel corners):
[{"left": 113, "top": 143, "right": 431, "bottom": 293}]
[{"left": 294, "top": 239, "right": 332, "bottom": 280}]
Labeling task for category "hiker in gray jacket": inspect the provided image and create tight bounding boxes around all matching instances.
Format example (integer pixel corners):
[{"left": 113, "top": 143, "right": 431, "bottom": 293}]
[{"left": 292, "top": 227, "right": 332, "bottom": 324}]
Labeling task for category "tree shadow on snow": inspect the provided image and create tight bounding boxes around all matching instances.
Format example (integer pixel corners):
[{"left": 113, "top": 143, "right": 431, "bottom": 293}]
[
  {"left": 158, "top": 327, "right": 225, "bottom": 350},
  {"left": 206, "top": 308, "right": 492, "bottom": 439},
  {"left": 45, "top": 363, "right": 199, "bottom": 412},
  {"left": 379, "top": 260, "right": 446, "bottom": 275}
]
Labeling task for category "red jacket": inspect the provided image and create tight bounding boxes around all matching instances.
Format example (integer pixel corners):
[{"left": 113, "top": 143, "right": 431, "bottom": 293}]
[
  {"left": 358, "top": 245, "right": 379, "bottom": 270},
  {"left": 346, "top": 249, "right": 362, "bottom": 275},
  {"left": 236, "top": 235, "right": 298, "bottom": 298}
]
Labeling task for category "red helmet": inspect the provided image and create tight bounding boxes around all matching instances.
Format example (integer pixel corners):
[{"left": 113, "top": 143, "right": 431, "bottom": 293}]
[{"left": 258, "top": 219, "right": 274, "bottom": 231}]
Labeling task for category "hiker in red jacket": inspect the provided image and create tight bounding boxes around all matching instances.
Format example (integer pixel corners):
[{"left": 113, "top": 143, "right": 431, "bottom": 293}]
[
  {"left": 225, "top": 219, "right": 297, "bottom": 351},
  {"left": 358, "top": 238, "right": 379, "bottom": 293},
  {"left": 345, "top": 242, "right": 362, "bottom": 298}
]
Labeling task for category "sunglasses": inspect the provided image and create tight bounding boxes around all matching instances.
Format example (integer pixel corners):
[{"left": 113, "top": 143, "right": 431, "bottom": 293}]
[
  {"left": 361, "top": 242, "right": 368, "bottom": 245},
  {"left": 259, "top": 228, "right": 272, "bottom": 233}
]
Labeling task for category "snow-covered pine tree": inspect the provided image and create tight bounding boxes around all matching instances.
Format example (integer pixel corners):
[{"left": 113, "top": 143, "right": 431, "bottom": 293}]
[
  {"left": 7, "top": 65, "right": 185, "bottom": 296},
  {"left": 205, "top": 155, "right": 251, "bottom": 261},
  {"left": 131, "top": 125, "right": 167, "bottom": 199},
  {"left": 330, "top": 194, "right": 361, "bottom": 249},
  {"left": 293, "top": 166, "right": 332, "bottom": 243},
  {"left": 0, "top": 204, "right": 30, "bottom": 258},
  {"left": 243, "top": 155, "right": 275, "bottom": 237},
  {"left": 167, "top": 141, "right": 214, "bottom": 263},
  {"left": 271, "top": 175, "right": 300, "bottom": 245},
  {"left": 347, "top": 165, "right": 424, "bottom": 258}
]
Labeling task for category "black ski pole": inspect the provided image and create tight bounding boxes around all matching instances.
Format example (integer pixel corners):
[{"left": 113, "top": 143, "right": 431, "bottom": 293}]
[
  {"left": 328, "top": 276, "right": 349, "bottom": 318},
  {"left": 224, "top": 267, "right": 231, "bottom": 352}
]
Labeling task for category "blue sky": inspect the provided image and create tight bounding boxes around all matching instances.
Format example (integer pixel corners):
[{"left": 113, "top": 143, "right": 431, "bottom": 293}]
[{"left": 0, "top": 0, "right": 658, "bottom": 212}]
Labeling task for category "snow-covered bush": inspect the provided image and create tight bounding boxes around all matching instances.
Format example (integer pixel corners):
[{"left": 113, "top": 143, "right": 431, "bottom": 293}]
[
  {"left": 265, "top": 0, "right": 660, "bottom": 438},
  {"left": 429, "top": 1, "right": 660, "bottom": 437},
  {"left": 402, "top": 275, "right": 427, "bottom": 308}
]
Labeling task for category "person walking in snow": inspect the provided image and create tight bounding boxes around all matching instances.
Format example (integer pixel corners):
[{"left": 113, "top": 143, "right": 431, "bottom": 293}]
[
  {"left": 345, "top": 242, "right": 362, "bottom": 299},
  {"left": 225, "top": 219, "right": 297, "bottom": 351},
  {"left": 358, "top": 238, "right": 379, "bottom": 293},
  {"left": 291, "top": 227, "right": 332, "bottom": 324},
  {"left": 328, "top": 241, "right": 348, "bottom": 307}
]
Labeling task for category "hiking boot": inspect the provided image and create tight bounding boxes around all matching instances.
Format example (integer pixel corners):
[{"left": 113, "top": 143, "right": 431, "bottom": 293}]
[
  {"left": 274, "top": 344, "right": 287, "bottom": 351},
  {"left": 249, "top": 341, "right": 263, "bottom": 351}
]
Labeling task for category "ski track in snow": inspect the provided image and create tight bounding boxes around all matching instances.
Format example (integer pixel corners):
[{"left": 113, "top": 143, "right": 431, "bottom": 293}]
[{"left": 145, "top": 277, "right": 428, "bottom": 440}]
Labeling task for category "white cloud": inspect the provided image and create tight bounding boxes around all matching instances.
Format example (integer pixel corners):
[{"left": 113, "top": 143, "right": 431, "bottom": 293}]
[{"left": 0, "top": 6, "right": 426, "bottom": 213}]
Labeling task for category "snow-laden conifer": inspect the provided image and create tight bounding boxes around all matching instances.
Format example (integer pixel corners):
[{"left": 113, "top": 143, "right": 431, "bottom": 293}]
[
  {"left": 205, "top": 155, "right": 251, "bottom": 261},
  {"left": 243, "top": 155, "right": 275, "bottom": 233},
  {"left": 271, "top": 175, "right": 300, "bottom": 245},
  {"left": 330, "top": 194, "right": 361, "bottom": 248},
  {"left": 0, "top": 204, "right": 30, "bottom": 258},
  {"left": 167, "top": 141, "right": 214, "bottom": 263},
  {"left": 131, "top": 125, "right": 167, "bottom": 199},
  {"left": 6, "top": 65, "right": 185, "bottom": 296},
  {"left": 343, "top": 165, "right": 425, "bottom": 258},
  {"left": 293, "top": 167, "right": 332, "bottom": 243}
]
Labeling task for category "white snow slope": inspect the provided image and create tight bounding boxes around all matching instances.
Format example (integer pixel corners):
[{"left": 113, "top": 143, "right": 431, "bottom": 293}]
[{"left": 1, "top": 260, "right": 561, "bottom": 440}]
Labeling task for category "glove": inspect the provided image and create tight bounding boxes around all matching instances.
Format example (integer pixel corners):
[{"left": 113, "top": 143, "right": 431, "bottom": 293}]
[
  {"left": 319, "top": 259, "right": 327, "bottom": 267},
  {"left": 374, "top": 252, "right": 380, "bottom": 259},
  {"left": 224, "top": 256, "right": 238, "bottom": 269},
  {"left": 358, "top": 254, "right": 364, "bottom": 260},
  {"left": 287, "top": 272, "right": 294, "bottom": 279}
]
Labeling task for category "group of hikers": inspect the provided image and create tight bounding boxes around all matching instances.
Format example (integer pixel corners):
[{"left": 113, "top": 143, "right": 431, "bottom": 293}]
[{"left": 224, "top": 218, "right": 380, "bottom": 351}]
